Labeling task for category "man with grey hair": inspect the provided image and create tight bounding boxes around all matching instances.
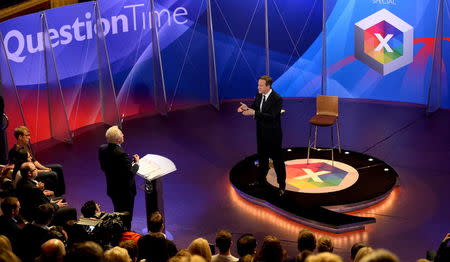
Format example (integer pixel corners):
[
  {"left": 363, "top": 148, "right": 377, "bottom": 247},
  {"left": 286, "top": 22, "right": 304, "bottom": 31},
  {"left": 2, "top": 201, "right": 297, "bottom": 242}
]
[
  {"left": 99, "top": 126, "right": 139, "bottom": 229},
  {"left": 36, "top": 239, "right": 66, "bottom": 262}
]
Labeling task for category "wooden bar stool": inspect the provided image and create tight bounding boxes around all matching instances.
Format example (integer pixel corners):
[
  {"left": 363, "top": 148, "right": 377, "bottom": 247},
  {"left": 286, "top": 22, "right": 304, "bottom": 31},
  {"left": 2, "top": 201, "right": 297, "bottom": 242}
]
[{"left": 307, "top": 95, "right": 341, "bottom": 165}]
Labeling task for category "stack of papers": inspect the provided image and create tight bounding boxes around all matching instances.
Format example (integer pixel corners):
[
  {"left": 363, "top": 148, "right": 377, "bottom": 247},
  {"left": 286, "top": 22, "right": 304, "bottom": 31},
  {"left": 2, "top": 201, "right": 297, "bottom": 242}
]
[{"left": 137, "top": 154, "right": 177, "bottom": 181}]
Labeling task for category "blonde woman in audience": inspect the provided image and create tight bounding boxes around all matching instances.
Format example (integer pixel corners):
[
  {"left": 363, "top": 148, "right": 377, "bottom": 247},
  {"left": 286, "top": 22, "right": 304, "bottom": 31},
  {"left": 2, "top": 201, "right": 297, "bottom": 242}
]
[
  {"left": 104, "top": 246, "right": 132, "bottom": 262},
  {"left": 0, "top": 235, "right": 12, "bottom": 251},
  {"left": 188, "top": 238, "right": 212, "bottom": 262},
  {"left": 354, "top": 247, "right": 374, "bottom": 262},
  {"left": 305, "top": 252, "right": 343, "bottom": 262},
  {"left": 359, "top": 249, "right": 399, "bottom": 262},
  {"left": 317, "top": 237, "right": 333, "bottom": 253}
]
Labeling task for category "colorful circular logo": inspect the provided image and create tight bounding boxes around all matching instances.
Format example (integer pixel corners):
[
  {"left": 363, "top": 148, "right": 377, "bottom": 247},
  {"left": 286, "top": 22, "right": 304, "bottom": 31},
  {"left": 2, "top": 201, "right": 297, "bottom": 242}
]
[{"left": 267, "top": 159, "right": 359, "bottom": 193}]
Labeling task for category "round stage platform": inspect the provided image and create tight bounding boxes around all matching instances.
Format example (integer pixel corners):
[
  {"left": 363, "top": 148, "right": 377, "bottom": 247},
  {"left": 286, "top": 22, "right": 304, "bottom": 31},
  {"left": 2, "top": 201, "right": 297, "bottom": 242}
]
[{"left": 230, "top": 147, "right": 399, "bottom": 233}]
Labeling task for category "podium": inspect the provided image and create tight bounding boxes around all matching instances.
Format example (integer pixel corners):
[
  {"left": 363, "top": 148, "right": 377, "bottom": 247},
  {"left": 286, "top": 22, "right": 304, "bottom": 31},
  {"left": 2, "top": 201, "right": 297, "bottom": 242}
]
[{"left": 137, "top": 154, "right": 176, "bottom": 231}]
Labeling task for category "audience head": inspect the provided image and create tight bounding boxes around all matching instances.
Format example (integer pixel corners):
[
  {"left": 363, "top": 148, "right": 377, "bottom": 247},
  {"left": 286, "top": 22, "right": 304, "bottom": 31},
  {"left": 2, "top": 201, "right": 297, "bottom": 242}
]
[
  {"left": 35, "top": 204, "right": 55, "bottom": 225},
  {"left": 0, "top": 235, "right": 12, "bottom": 252},
  {"left": 104, "top": 246, "right": 131, "bottom": 262},
  {"left": 37, "top": 239, "right": 66, "bottom": 262},
  {"left": 296, "top": 250, "right": 313, "bottom": 262},
  {"left": 416, "top": 259, "right": 430, "bottom": 262},
  {"left": 138, "top": 232, "right": 169, "bottom": 262},
  {"left": 255, "top": 235, "right": 285, "bottom": 262},
  {"left": 351, "top": 243, "right": 367, "bottom": 261},
  {"left": 215, "top": 230, "right": 233, "bottom": 254},
  {"left": 238, "top": 254, "right": 254, "bottom": 262},
  {"left": 119, "top": 240, "right": 138, "bottom": 262},
  {"left": 0, "top": 249, "right": 21, "bottom": 262},
  {"left": 188, "top": 238, "right": 212, "bottom": 262},
  {"left": 317, "top": 236, "right": 333, "bottom": 253},
  {"left": 237, "top": 233, "right": 257, "bottom": 257},
  {"left": 298, "top": 229, "right": 316, "bottom": 252},
  {"left": 1, "top": 197, "right": 20, "bottom": 218},
  {"left": 105, "top": 126, "right": 124, "bottom": 144},
  {"left": 149, "top": 211, "right": 164, "bottom": 233},
  {"left": 305, "top": 252, "right": 343, "bottom": 262},
  {"left": 20, "top": 161, "right": 38, "bottom": 179},
  {"left": 14, "top": 126, "right": 31, "bottom": 143},
  {"left": 65, "top": 241, "right": 104, "bottom": 262},
  {"left": 354, "top": 247, "right": 374, "bottom": 262},
  {"left": 191, "top": 255, "right": 208, "bottom": 262},
  {"left": 359, "top": 249, "right": 399, "bottom": 262},
  {"left": 81, "top": 201, "right": 100, "bottom": 218}
]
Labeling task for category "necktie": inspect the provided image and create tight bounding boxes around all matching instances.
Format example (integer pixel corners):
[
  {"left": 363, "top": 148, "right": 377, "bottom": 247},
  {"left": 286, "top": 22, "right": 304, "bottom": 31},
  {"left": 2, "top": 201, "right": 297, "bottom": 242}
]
[{"left": 260, "top": 95, "right": 266, "bottom": 111}]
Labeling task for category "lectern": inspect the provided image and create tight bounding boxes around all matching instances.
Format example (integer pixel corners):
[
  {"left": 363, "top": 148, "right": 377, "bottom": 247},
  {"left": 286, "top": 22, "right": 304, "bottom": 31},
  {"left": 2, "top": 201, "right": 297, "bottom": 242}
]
[{"left": 137, "top": 154, "right": 176, "bottom": 231}]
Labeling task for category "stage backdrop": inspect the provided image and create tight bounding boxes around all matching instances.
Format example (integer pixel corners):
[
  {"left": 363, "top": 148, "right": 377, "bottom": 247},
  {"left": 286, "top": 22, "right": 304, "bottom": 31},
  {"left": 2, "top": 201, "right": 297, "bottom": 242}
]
[{"left": 0, "top": 0, "right": 448, "bottom": 145}]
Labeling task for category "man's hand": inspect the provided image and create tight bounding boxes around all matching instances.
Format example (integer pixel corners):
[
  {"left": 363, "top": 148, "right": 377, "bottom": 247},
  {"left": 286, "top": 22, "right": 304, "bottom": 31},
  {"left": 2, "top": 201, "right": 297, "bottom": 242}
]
[
  {"left": 444, "top": 233, "right": 450, "bottom": 243},
  {"left": 37, "top": 181, "right": 45, "bottom": 190},
  {"left": 43, "top": 190, "right": 54, "bottom": 197},
  {"left": 54, "top": 199, "right": 67, "bottom": 208},
  {"left": 133, "top": 154, "right": 140, "bottom": 163},
  {"left": 237, "top": 102, "right": 249, "bottom": 113},
  {"left": 242, "top": 108, "right": 255, "bottom": 116}
]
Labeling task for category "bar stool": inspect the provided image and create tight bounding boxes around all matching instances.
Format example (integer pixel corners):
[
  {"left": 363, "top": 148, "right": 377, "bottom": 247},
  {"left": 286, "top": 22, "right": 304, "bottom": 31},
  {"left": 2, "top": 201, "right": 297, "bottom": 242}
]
[{"left": 307, "top": 95, "right": 341, "bottom": 165}]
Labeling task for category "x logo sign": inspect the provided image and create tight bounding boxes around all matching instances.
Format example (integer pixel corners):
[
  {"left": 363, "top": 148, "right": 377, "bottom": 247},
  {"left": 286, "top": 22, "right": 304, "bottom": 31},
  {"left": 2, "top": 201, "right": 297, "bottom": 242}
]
[{"left": 374, "top": 33, "right": 394, "bottom": 52}]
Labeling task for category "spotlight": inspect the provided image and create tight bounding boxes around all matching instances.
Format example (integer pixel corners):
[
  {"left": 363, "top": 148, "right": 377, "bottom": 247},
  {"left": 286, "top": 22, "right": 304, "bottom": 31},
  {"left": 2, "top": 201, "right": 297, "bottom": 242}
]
[
  {"left": 368, "top": 158, "right": 373, "bottom": 161},
  {"left": 287, "top": 149, "right": 292, "bottom": 152},
  {"left": 345, "top": 151, "right": 350, "bottom": 155},
  {"left": 384, "top": 168, "right": 389, "bottom": 171}
]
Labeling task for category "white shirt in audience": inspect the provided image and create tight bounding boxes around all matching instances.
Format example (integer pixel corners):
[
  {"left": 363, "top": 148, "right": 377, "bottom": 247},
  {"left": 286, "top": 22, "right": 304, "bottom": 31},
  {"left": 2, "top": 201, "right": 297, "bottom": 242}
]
[{"left": 211, "top": 254, "right": 239, "bottom": 262}]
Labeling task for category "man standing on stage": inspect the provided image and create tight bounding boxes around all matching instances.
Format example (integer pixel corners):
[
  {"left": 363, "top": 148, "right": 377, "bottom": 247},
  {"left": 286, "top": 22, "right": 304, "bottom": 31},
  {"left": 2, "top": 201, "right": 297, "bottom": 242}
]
[
  {"left": 237, "top": 75, "right": 286, "bottom": 196},
  {"left": 99, "top": 126, "right": 139, "bottom": 229}
]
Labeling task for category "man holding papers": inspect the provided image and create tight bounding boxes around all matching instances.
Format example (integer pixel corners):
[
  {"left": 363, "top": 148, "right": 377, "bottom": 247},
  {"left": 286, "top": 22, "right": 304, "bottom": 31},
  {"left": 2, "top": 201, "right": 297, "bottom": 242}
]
[{"left": 99, "top": 125, "right": 139, "bottom": 229}]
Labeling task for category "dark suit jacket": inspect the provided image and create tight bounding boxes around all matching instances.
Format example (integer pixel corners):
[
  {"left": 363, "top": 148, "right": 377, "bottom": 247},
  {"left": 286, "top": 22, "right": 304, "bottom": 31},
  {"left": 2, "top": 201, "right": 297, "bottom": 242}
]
[
  {"left": 99, "top": 143, "right": 139, "bottom": 198},
  {"left": 17, "top": 223, "right": 52, "bottom": 262},
  {"left": 0, "top": 215, "right": 22, "bottom": 251},
  {"left": 250, "top": 90, "right": 283, "bottom": 149},
  {"left": 16, "top": 178, "right": 56, "bottom": 220}
]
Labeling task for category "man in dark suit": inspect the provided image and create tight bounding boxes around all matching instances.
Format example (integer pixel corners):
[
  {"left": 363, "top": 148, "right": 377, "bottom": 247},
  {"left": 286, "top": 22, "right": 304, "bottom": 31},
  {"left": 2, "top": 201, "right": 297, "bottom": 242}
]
[
  {"left": 0, "top": 197, "right": 23, "bottom": 252},
  {"left": 99, "top": 125, "right": 139, "bottom": 229},
  {"left": 238, "top": 75, "right": 286, "bottom": 196}
]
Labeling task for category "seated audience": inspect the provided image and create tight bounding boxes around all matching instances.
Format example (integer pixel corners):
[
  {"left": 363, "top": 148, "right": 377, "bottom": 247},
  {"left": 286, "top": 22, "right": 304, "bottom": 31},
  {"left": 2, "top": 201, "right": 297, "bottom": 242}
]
[
  {"left": 0, "top": 197, "right": 23, "bottom": 251},
  {"left": 239, "top": 254, "right": 254, "bottom": 262},
  {"left": 16, "top": 162, "right": 67, "bottom": 221},
  {"left": 254, "top": 236, "right": 286, "bottom": 262},
  {"left": 138, "top": 232, "right": 170, "bottom": 262},
  {"left": 237, "top": 233, "right": 257, "bottom": 258},
  {"left": 65, "top": 241, "right": 104, "bottom": 262},
  {"left": 359, "top": 249, "right": 399, "bottom": 262},
  {"left": 9, "top": 126, "right": 65, "bottom": 196},
  {"left": 17, "top": 203, "right": 56, "bottom": 262},
  {"left": 317, "top": 236, "right": 333, "bottom": 253},
  {"left": 148, "top": 211, "right": 178, "bottom": 256},
  {"left": 305, "top": 252, "right": 343, "bottom": 262},
  {"left": 189, "top": 238, "right": 213, "bottom": 262},
  {"left": 104, "top": 246, "right": 131, "bottom": 262},
  {"left": 350, "top": 243, "right": 367, "bottom": 262},
  {"left": 36, "top": 239, "right": 66, "bottom": 262},
  {"left": 296, "top": 250, "right": 312, "bottom": 262},
  {"left": 212, "top": 230, "right": 238, "bottom": 262}
]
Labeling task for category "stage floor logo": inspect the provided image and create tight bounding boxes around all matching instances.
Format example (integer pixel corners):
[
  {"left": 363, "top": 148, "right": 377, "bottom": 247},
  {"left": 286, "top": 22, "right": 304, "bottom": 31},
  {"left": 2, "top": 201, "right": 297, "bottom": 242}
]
[{"left": 267, "top": 159, "right": 359, "bottom": 193}]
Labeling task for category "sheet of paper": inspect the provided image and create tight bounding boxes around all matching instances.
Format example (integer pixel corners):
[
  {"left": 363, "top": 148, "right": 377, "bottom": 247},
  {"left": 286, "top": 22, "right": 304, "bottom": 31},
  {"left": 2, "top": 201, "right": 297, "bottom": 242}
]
[{"left": 137, "top": 154, "right": 177, "bottom": 181}]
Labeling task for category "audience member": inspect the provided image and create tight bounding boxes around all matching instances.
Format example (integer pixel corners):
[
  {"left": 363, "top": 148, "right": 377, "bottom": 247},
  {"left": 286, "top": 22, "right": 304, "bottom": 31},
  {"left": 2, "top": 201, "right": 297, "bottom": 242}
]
[
  {"left": 0, "top": 197, "right": 22, "bottom": 251},
  {"left": 9, "top": 126, "right": 65, "bottom": 196},
  {"left": 305, "top": 252, "right": 343, "bottom": 262},
  {"left": 239, "top": 254, "right": 254, "bottom": 262},
  {"left": 188, "top": 238, "right": 213, "bottom": 262},
  {"left": 434, "top": 233, "right": 450, "bottom": 262},
  {"left": 17, "top": 203, "right": 55, "bottom": 262},
  {"left": 138, "top": 232, "right": 170, "bottom": 262},
  {"left": 237, "top": 233, "right": 257, "bottom": 258},
  {"left": 65, "top": 241, "right": 104, "bottom": 262},
  {"left": 0, "top": 235, "right": 13, "bottom": 251},
  {"left": 297, "top": 230, "right": 316, "bottom": 253},
  {"left": 354, "top": 247, "right": 374, "bottom": 262},
  {"left": 81, "top": 200, "right": 103, "bottom": 219},
  {"left": 296, "top": 250, "right": 312, "bottom": 262},
  {"left": 104, "top": 246, "right": 131, "bottom": 262},
  {"left": 317, "top": 236, "right": 333, "bottom": 253},
  {"left": 212, "top": 230, "right": 238, "bottom": 262},
  {"left": 16, "top": 162, "right": 67, "bottom": 221},
  {"left": 0, "top": 249, "right": 21, "bottom": 262},
  {"left": 416, "top": 259, "right": 430, "bottom": 262},
  {"left": 359, "top": 249, "right": 399, "bottom": 262},
  {"left": 148, "top": 211, "right": 178, "bottom": 257},
  {"left": 350, "top": 243, "right": 367, "bottom": 262},
  {"left": 119, "top": 239, "right": 138, "bottom": 262},
  {"left": 192, "top": 255, "right": 208, "bottom": 262},
  {"left": 36, "top": 239, "right": 66, "bottom": 262},
  {"left": 254, "top": 236, "right": 285, "bottom": 262}
]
